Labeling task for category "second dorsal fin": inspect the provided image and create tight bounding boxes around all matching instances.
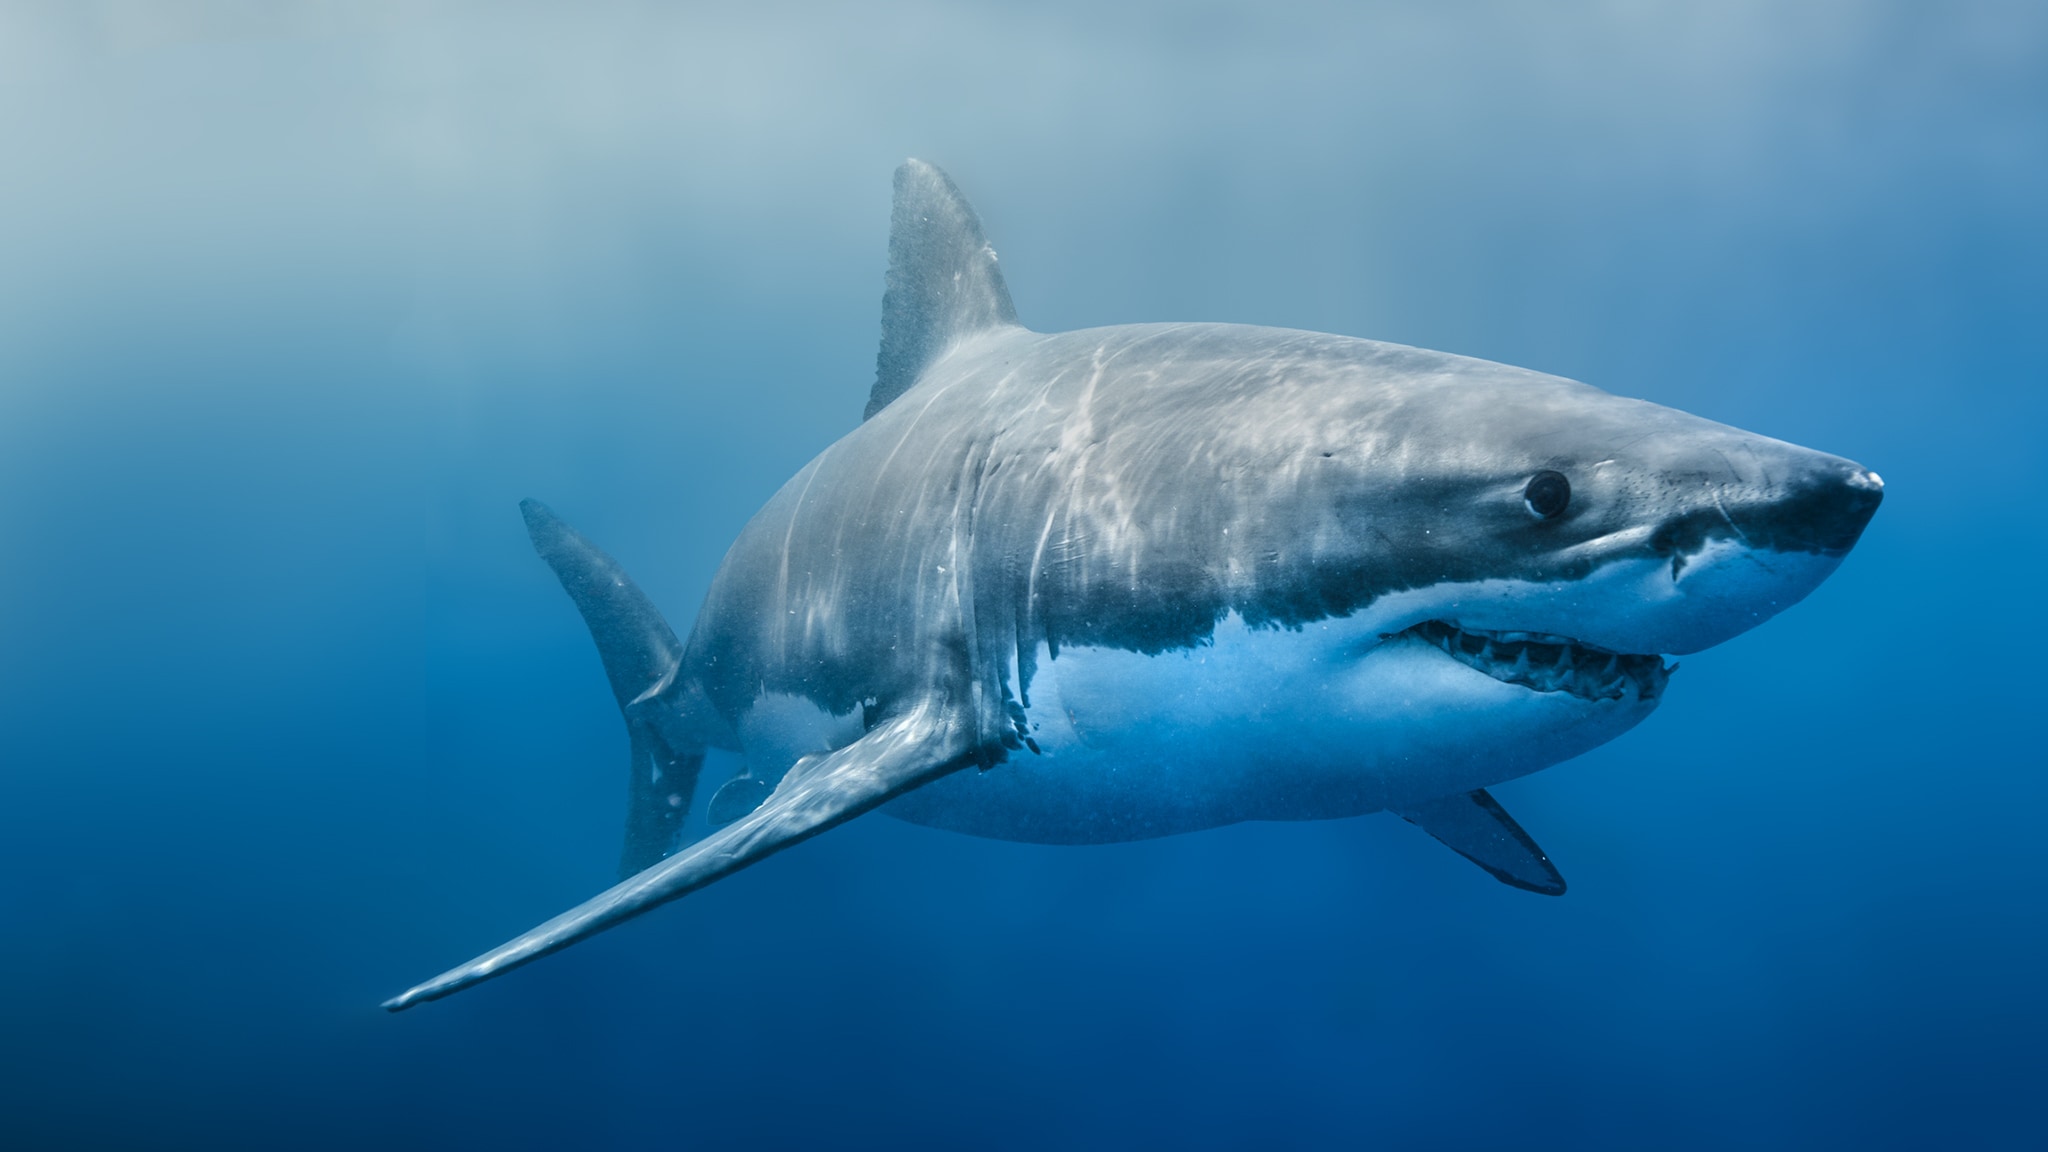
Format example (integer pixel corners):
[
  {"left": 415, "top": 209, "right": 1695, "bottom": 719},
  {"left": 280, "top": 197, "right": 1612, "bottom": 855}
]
[{"left": 866, "top": 159, "right": 1020, "bottom": 420}]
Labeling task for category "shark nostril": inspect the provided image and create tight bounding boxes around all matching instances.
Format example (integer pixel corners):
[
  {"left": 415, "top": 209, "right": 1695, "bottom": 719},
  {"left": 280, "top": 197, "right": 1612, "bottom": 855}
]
[{"left": 1649, "top": 510, "right": 1716, "bottom": 558}]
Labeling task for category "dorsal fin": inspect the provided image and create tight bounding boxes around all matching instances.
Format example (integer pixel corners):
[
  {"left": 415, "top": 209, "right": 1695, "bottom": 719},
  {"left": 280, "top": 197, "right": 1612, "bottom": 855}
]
[{"left": 866, "top": 159, "right": 1020, "bottom": 420}]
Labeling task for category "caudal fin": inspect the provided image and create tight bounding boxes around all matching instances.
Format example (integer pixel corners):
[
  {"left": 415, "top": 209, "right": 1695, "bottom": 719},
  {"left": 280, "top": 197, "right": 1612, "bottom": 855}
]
[{"left": 520, "top": 499, "right": 722, "bottom": 877}]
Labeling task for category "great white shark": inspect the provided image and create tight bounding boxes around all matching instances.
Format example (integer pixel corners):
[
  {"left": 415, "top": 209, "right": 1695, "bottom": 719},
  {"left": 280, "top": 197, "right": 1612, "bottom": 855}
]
[{"left": 385, "top": 160, "right": 1882, "bottom": 1010}]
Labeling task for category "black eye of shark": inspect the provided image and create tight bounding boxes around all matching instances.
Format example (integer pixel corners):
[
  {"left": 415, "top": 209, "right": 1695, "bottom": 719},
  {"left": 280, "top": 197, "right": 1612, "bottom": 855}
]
[{"left": 1523, "top": 470, "right": 1571, "bottom": 519}]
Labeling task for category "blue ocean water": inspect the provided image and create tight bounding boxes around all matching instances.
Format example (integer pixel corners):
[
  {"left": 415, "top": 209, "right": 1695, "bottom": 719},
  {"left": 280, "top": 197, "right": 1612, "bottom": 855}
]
[{"left": 1, "top": 4, "right": 2042, "bottom": 1148}]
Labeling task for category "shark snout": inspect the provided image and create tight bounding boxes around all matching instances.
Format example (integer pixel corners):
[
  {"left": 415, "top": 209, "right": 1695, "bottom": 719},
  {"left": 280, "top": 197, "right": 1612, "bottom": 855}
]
[
  {"left": 1644, "top": 453, "right": 1883, "bottom": 566},
  {"left": 1730, "top": 457, "right": 1884, "bottom": 557},
  {"left": 1567, "top": 450, "right": 1885, "bottom": 656}
]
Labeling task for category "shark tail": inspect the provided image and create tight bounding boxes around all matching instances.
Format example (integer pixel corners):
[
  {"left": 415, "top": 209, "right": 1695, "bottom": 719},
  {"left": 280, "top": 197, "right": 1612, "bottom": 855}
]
[{"left": 520, "top": 499, "right": 726, "bottom": 878}]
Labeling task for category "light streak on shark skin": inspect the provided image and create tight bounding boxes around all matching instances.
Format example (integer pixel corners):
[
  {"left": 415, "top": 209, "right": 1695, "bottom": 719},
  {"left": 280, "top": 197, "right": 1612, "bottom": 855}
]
[{"left": 384, "top": 160, "right": 1881, "bottom": 1011}]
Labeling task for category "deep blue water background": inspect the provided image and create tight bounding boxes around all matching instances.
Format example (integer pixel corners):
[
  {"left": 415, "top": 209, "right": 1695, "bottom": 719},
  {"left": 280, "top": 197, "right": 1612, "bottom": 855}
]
[{"left": 2, "top": 4, "right": 2043, "bottom": 1149}]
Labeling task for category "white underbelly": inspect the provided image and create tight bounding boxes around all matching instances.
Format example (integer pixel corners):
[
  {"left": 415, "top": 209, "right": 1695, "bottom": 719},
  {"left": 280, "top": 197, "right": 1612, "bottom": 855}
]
[{"left": 884, "top": 612, "right": 1656, "bottom": 844}]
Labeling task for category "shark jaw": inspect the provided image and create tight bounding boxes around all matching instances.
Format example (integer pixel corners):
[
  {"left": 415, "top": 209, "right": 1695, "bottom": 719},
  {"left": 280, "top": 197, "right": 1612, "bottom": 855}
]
[{"left": 1392, "top": 619, "right": 1674, "bottom": 704}]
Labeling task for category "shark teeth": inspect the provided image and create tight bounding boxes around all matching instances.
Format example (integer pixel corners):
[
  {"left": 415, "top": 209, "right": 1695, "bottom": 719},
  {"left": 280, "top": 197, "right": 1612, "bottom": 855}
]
[{"left": 1400, "top": 620, "right": 1672, "bottom": 703}]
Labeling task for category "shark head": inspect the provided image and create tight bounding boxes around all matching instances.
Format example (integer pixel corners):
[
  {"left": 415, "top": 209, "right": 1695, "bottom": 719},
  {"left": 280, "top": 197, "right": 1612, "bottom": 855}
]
[
  {"left": 1316, "top": 353, "right": 1885, "bottom": 655},
  {"left": 1223, "top": 341, "right": 1887, "bottom": 796}
]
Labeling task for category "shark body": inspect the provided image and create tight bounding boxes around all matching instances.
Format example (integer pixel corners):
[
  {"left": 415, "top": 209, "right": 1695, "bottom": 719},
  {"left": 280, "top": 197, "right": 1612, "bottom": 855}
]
[{"left": 386, "top": 161, "right": 1881, "bottom": 1010}]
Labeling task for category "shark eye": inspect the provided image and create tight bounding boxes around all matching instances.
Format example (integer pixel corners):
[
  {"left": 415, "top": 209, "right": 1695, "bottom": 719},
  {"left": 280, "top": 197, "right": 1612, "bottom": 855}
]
[{"left": 1524, "top": 471, "right": 1571, "bottom": 519}]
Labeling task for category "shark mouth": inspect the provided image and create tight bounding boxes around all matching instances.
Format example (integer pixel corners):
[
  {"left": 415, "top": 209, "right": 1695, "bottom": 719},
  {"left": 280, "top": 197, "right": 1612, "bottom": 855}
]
[{"left": 1398, "top": 620, "right": 1673, "bottom": 703}]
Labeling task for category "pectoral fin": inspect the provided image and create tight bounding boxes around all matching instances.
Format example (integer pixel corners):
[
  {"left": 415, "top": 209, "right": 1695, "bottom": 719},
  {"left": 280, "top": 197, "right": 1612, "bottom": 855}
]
[
  {"left": 1398, "top": 789, "right": 1567, "bottom": 896},
  {"left": 384, "top": 699, "right": 976, "bottom": 1010}
]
